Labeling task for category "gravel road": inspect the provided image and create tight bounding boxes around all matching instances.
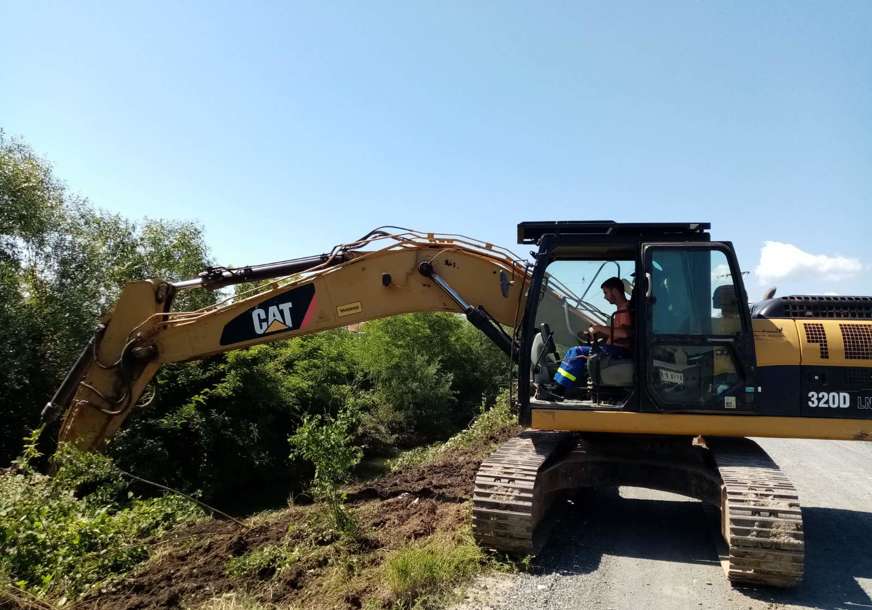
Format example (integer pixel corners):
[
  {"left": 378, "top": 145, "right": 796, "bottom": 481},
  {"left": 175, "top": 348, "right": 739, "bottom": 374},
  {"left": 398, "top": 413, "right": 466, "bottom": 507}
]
[{"left": 454, "top": 438, "right": 872, "bottom": 610}]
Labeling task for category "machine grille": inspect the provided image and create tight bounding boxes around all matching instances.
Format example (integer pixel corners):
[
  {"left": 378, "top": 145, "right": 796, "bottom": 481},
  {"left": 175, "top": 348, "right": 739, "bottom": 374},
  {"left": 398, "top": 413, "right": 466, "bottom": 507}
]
[
  {"left": 840, "top": 324, "right": 872, "bottom": 360},
  {"left": 846, "top": 368, "right": 872, "bottom": 388},
  {"left": 753, "top": 296, "right": 872, "bottom": 320},
  {"left": 783, "top": 296, "right": 872, "bottom": 319},
  {"left": 803, "top": 322, "right": 829, "bottom": 359}
]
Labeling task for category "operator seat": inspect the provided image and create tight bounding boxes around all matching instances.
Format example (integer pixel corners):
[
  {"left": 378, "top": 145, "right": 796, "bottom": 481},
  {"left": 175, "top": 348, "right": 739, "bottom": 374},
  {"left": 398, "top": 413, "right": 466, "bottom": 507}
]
[
  {"left": 588, "top": 303, "right": 634, "bottom": 388},
  {"left": 588, "top": 353, "right": 634, "bottom": 387},
  {"left": 530, "top": 327, "right": 559, "bottom": 386},
  {"left": 712, "top": 285, "right": 741, "bottom": 334}
]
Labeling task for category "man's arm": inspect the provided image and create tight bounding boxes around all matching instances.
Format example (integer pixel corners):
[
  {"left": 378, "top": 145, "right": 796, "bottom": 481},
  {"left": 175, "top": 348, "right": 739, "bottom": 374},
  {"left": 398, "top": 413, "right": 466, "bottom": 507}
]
[
  {"left": 584, "top": 324, "right": 610, "bottom": 338},
  {"left": 580, "top": 322, "right": 631, "bottom": 341},
  {"left": 610, "top": 326, "right": 630, "bottom": 339},
  {"left": 581, "top": 323, "right": 631, "bottom": 341}
]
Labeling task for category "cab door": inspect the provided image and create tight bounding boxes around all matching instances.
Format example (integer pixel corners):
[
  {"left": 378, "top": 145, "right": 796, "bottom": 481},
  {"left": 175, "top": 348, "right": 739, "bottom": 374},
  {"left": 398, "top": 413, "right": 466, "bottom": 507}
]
[{"left": 641, "top": 243, "right": 757, "bottom": 412}]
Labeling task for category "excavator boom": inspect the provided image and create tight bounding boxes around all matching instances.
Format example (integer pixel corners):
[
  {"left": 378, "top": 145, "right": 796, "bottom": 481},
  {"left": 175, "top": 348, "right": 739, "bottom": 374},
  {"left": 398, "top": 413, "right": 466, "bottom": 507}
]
[{"left": 44, "top": 228, "right": 591, "bottom": 452}]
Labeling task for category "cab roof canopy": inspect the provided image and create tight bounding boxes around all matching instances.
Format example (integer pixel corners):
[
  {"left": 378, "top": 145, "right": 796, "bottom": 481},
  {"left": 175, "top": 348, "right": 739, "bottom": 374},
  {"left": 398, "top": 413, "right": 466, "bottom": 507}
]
[{"left": 517, "top": 221, "right": 711, "bottom": 245}]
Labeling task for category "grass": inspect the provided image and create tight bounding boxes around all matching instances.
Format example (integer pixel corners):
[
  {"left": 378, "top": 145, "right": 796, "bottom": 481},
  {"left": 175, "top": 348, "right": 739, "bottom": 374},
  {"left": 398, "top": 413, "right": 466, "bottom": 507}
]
[
  {"left": 388, "top": 396, "right": 518, "bottom": 472},
  {"left": 226, "top": 543, "right": 298, "bottom": 580},
  {"left": 0, "top": 581, "right": 59, "bottom": 610},
  {"left": 193, "top": 592, "right": 268, "bottom": 610},
  {"left": 383, "top": 530, "right": 484, "bottom": 608}
]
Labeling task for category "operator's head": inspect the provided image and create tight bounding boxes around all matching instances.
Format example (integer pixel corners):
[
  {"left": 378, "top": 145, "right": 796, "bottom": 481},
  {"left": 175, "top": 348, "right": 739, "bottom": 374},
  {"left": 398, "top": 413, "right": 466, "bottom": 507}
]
[{"left": 601, "top": 277, "right": 627, "bottom": 306}]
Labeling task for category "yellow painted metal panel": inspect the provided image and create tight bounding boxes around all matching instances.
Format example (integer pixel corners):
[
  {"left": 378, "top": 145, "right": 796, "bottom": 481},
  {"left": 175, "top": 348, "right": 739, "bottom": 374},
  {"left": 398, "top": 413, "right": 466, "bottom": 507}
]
[
  {"left": 752, "top": 318, "right": 800, "bottom": 367},
  {"left": 754, "top": 318, "right": 872, "bottom": 369},
  {"left": 795, "top": 319, "right": 872, "bottom": 368},
  {"left": 531, "top": 409, "right": 872, "bottom": 441}
]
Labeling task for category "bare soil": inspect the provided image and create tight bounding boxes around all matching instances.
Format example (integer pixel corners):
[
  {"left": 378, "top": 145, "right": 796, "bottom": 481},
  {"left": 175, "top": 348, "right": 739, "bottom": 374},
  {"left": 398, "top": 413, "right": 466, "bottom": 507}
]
[{"left": 76, "top": 450, "right": 485, "bottom": 610}]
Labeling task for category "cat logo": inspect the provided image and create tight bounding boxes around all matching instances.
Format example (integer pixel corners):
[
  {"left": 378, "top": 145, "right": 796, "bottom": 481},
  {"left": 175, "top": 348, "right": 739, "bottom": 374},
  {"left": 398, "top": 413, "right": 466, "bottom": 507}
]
[
  {"left": 252, "top": 303, "right": 294, "bottom": 335},
  {"left": 219, "top": 283, "right": 315, "bottom": 346}
]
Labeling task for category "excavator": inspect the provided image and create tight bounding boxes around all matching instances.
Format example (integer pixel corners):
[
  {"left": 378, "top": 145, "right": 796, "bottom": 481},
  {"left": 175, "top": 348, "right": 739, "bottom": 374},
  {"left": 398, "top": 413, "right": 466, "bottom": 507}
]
[{"left": 40, "top": 221, "right": 872, "bottom": 588}]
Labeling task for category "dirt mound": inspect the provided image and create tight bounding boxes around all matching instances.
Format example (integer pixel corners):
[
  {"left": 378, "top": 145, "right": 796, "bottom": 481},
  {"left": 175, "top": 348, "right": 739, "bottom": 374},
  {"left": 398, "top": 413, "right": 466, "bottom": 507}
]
[
  {"left": 77, "top": 514, "right": 291, "bottom": 610},
  {"left": 77, "top": 452, "right": 484, "bottom": 610},
  {"left": 347, "top": 450, "right": 482, "bottom": 504}
]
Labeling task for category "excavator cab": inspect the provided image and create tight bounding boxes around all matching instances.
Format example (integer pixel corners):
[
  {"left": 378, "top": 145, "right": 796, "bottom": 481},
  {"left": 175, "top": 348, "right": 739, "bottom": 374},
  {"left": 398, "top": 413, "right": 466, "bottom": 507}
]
[
  {"left": 528, "top": 256, "right": 636, "bottom": 402},
  {"left": 516, "top": 221, "right": 759, "bottom": 425},
  {"left": 473, "top": 222, "right": 803, "bottom": 587}
]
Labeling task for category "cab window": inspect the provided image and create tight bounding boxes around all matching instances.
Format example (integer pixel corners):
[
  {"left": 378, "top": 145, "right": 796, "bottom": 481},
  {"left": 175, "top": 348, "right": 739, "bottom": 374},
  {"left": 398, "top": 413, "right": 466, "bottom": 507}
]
[
  {"left": 536, "top": 260, "right": 634, "bottom": 353},
  {"left": 650, "top": 249, "right": 742, "bottom": 336}
]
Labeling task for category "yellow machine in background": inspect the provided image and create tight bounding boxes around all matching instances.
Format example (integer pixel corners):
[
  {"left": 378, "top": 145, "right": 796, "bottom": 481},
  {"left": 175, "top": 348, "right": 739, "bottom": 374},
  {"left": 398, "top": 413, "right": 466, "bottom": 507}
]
[{"left": 41, "top": 222, "right": 872, "bottom": 588}]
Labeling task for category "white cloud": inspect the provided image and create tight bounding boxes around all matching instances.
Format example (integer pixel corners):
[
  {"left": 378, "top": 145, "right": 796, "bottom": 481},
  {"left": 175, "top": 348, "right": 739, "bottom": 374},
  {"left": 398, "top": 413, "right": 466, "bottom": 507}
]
[
  {"left": 711, "top": 263, "right": 733, "bottom": 284},
  {"left": 754, "top": 241, "right": 862, "bottom": 285}
]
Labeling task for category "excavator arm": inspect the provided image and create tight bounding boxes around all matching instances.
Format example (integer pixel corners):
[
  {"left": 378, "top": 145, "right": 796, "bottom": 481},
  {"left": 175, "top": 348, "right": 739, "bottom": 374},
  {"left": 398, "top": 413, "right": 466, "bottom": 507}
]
[{"left": 43, "top": 229, "right": 593, "bottom": 452}]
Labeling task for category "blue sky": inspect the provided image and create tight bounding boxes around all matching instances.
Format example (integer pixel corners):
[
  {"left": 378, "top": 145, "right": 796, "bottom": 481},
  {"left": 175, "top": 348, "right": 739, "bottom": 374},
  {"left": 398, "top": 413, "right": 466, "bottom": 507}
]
[{"left": 2, "top": 1, "right": 870, "bottom": 300}]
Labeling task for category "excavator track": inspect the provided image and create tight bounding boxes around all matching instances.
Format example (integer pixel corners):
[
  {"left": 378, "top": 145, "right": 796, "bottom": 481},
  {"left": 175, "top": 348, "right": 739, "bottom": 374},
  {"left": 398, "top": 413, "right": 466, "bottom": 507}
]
[
  {"left": 473, "top": 432, "right": 804, "bottom": 588},
  {"left": 708, "top": 438, "right": 805, "bottom": 588},
  {"left": 472, "top": 431, "right": 574, "bottom": 553}
]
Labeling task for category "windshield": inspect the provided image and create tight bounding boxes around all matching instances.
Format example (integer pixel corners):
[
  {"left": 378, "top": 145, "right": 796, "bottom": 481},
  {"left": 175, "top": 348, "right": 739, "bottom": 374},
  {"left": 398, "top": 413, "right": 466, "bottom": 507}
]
[{"left": 536, "top": 260, "right": 634, "bottom": 353}]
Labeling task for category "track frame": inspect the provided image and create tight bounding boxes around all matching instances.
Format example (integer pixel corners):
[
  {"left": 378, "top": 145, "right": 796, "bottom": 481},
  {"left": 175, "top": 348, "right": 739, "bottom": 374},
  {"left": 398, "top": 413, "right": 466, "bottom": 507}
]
[{"left": 472, "top": 433, "right": 805, "bottom": 587}]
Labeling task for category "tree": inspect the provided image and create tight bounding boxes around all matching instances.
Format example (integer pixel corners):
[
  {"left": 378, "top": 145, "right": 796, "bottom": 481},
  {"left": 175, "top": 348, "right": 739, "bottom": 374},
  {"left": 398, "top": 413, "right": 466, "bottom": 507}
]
[
  {"left": 0, "top": 131, "right": 69, "bottom": 461},
  {"left": 354, "top": 313, "right": 510, "bottom": 444},
  {"left": 0, "top": 132, "right": 215, "bottom": 463}
]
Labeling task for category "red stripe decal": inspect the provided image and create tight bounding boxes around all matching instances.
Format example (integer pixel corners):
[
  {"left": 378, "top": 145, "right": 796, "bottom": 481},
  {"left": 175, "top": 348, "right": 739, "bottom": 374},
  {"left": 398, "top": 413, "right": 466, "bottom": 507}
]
[{"left": 300, "top": 293, "right": 318, "bottom": 329}]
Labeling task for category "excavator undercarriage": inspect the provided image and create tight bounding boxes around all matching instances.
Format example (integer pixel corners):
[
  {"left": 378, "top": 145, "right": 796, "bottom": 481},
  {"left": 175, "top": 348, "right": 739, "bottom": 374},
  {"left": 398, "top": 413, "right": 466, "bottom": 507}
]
[{"left": 472, "top": 433, "right": 804, "bottom": 587}]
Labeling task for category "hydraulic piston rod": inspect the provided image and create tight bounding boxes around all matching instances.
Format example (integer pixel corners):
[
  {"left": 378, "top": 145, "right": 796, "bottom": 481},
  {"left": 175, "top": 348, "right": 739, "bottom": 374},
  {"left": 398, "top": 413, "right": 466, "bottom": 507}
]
[{"left": 418, "top": 261, "right": 515, "bottom": 357}]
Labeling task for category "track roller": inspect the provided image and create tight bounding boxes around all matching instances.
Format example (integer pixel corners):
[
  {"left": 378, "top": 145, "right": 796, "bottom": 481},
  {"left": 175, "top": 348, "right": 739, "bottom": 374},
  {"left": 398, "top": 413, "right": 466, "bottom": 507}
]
[
  {"left": 708, "top": 438, "right": 804, "bottom": 587},
  {"left": 472, "top": 431, "right": 573, "bottom": 553},
  {"left": 473, "top": 432, "right": 804, "bottom": 588}
]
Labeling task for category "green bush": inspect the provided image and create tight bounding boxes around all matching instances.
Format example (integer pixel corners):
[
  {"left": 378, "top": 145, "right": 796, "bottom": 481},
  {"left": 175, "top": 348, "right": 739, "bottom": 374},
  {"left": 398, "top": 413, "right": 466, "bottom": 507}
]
[
  {"left": 109, "top": 330, "right": 359, "bottom": 507},
  {"left": 1, "top": 132, "right": 215, "bottom": 464},
  {"left": 0, "top": 446, "right": 203, "bottom": 599},
  {"left": 355, "top": 314, "right": 510, "bottom": 446},
  {"left": 289, "top": 405, "right": 363, "bottom": 537}
]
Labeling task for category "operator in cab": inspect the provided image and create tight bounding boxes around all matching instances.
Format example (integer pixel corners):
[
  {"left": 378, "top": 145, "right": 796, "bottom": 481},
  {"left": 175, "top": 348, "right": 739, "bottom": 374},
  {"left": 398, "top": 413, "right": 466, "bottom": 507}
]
[{"left": 549, "top": 277, "right": 632, "bottom": 396}]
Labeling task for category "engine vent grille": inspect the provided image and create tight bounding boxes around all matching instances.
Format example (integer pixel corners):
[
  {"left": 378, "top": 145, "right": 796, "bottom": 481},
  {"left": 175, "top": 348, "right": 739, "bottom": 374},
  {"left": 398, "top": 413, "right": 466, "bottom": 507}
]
[
  {"left": 787, "top": 296, "right": 872, "bottom": 318},
  {"left": 803, "top": 323, "right": 829, "bottom": 359},
  {"left": 840, "top": 324, "right": 872, "bottom": 360},
  {"left": 753, "top": 295, "right": 872, "bottom": 320}
]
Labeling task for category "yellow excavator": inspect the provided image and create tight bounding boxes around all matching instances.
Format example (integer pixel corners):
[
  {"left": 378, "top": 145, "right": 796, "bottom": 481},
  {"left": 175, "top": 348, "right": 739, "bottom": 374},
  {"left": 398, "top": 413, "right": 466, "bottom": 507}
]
[{"left": 40, "top": 222, "right": 872, "bottom": 588}]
